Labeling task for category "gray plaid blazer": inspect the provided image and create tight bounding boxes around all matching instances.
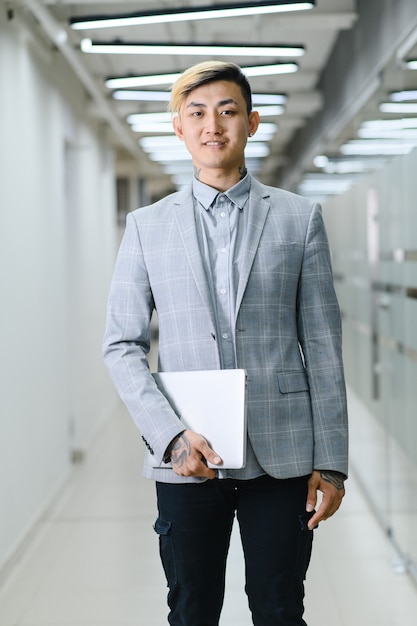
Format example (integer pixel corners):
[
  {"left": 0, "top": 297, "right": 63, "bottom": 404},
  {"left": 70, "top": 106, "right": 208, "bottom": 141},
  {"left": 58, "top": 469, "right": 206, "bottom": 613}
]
[{"left": 103, "top": 176, "right": 348, "bottom": 483}]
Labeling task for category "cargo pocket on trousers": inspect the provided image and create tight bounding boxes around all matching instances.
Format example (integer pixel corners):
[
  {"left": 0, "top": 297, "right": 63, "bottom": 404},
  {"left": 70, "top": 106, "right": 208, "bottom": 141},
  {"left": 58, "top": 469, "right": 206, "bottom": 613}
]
[
  {"left": 295, "top": 513, "right": 315, "bottom": 580},
  {"left": 154, "top": 517, "right": 177, "bottom": 587}
]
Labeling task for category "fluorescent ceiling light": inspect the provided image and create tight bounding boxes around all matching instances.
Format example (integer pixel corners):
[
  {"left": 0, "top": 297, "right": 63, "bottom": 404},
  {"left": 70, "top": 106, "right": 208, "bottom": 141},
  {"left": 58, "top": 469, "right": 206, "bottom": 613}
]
[
  {"left": 244, "top": 63, "right": 297, "bottom": 77},
  {"left": 254, "top": 105, "right": 284, "bottom": 116},
  {"left": 361, "top": 118, "right": 417, "bottom": 130},
  {"left": 112, "top": 90, "right": 287, "bottom": 104},
  {"left": 113, "top": 90, "right": 171, "bottom": 102},
  {"left": 106, "top": 73, "right": 182, "bottom": 89},
  {"left": 81, "top": 39, "right": 304, "bottom": 57},
  {"left": 132, "top": 119, "right": 277, "bottom": 136},
  {"left": 405, "top": 59, "right": 417, "bottom": 70},
  {"left": 127, "top": 107, "right": 283, "bottom": 125},
  {"left": 106, "top": 63, "right": 297, "bottom": 89},
  {"left": 140, "top": 136, "right": 184, "bottom": 148},
  {"left": 340, "top": 139, "right": 417, "bottom": 155},
  {"left": 128, "top": 112, "right": 171, "bottom": 124},
  {"left": 71, "top": 2, "right": 314, "bottom": 30},
  {"left": 379, "top": 102, "right": 417, "bottom": 113},
  {"left": 313, "top": 155, "right": 329, "bottom": 168},
  {"left": 147, "top": 150, "right": 191, "bottom": 162},
  {"left": 140, "top": 126, "right": 276, "bottom": 147},
  {"left": 252, "top": 94, "right": 287, "bottom": 105},
  {"left": 389, "top": 90, "right": 417, "bottom": 102},
  {"left": 314, "top": 155, "right": 389, "bottom": 174},
  {"left": 163, "top": 164, "right": 194, "bottom": 174},
  {"left": 144, "top": 142, "right": 269, "bottom": 162},
  {"left": 358, "top": 128, "right": 417, "bottom": 139},
  {"left": 298, "top": 174, "right": 357, "bottom": 196},
  {"left": 132, "top": 123, "right": 175, "bottom": 133}
]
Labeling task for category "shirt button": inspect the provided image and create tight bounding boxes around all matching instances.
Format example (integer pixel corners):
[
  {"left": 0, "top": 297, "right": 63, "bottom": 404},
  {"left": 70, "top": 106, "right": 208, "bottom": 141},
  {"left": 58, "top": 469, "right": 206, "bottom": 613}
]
[
  {"left": 219, "top": 288, "right": 226, "bottom": 295},
  {"left": 221, "top": 247, "right": 226, "bottom": 253},
  {"left": 219, "top": 195, "right": 225, "bottom": 202},
  {"left": 220, "top": 211, "right": 226, "bottom": 218},
  {"left": 222, "top": 333, "right": 229, "bottom": 339}
]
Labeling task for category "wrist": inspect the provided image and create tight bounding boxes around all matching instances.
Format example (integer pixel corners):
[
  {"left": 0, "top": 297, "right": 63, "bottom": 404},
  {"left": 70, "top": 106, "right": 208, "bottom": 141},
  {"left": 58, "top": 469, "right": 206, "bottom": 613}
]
[
  {"left": 317, "top": 469, "right": 346, "bottom": 491},
  {"left": 163, "top": 431, "right": 185, "bottom": 464}
]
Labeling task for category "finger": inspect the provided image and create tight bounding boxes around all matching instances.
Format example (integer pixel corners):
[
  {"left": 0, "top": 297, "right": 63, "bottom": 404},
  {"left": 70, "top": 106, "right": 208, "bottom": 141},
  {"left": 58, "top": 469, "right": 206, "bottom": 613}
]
[
  {"left": 308, "top": 491, "right": 343, "bottom": 528},
  {"left": 196, "top": 436, "right": 222, "bottom": 467},
  {"left": 306, "top": 472, "right": 319, "bottom": 512}
]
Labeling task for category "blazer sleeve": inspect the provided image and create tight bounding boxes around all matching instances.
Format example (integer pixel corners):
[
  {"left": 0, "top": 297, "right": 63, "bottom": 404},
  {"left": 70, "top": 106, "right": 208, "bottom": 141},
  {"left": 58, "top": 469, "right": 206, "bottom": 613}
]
[
  {"left": 102, "top": 212, "right": 185, "bottom": 464},
  {"left": 296, "top": 202, "right": 349, "bottom": 476}
]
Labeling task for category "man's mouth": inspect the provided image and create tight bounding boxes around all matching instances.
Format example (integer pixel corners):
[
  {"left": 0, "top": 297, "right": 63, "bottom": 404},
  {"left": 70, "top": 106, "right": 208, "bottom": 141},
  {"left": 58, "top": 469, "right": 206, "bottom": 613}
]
[{"left": 204, "top": 141, "right": 226, "bottom": 147}]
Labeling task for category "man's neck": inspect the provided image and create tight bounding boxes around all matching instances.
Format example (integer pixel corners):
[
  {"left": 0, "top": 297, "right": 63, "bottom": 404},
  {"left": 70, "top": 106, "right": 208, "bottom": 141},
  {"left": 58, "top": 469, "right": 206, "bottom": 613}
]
[{"left": 193, "top": 165, "right": 247, "bottom": 192}]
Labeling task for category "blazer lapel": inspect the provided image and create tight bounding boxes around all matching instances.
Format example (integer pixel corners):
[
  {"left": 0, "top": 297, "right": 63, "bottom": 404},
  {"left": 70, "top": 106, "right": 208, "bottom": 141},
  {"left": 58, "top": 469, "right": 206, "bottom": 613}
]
[
  {"left": 235, "top": 180, "right": 271, "bottom": 317},
  {"left": 172, "top": 188, "right": 216, "bottom": 325}
]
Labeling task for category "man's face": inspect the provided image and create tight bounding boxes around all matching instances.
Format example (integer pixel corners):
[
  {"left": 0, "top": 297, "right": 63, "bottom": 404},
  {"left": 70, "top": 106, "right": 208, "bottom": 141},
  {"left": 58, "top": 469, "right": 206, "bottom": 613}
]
[{"left": 173, "top": 80, "right": 259, "bottom": 178}]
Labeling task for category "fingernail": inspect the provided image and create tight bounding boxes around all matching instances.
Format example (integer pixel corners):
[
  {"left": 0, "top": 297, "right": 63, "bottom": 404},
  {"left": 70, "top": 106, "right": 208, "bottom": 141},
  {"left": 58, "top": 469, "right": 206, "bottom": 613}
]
[
  {"left": 212, "top": 456, "right": 221, "bottom": 464},
  {"left": 306, "top": 504, "right": 314, "bottom": 512}
]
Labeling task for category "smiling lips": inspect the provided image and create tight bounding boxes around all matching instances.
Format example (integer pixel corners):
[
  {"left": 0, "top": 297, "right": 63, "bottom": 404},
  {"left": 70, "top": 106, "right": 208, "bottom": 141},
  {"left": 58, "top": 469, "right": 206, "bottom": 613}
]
[{"left": 204, "top": 140, "right": 226, "bottom": 147}]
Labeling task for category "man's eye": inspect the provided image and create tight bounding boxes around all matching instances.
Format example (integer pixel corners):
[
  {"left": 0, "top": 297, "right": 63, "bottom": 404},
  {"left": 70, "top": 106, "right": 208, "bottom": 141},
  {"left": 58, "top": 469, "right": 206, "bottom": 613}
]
[
  {"left": 221, "top": 110, "right": 235, "bottom": 116},
  {"left": 191, "top": 111, "right": 202, "bottom": 117}
]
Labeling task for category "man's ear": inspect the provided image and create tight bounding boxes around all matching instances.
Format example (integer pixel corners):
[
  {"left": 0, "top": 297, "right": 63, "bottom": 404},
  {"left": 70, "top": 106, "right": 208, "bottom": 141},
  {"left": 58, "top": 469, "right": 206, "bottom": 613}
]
[
  {"left": 173, "top": 115, "right": 184, "bottom": 140},
  {"left": 248, "top": 110, "right": 260, "bottom": 137}
]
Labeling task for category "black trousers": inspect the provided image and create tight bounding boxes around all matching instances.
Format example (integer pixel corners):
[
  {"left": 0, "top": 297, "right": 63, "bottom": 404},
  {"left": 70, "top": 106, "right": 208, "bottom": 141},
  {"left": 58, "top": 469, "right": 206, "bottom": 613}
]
[{"left": 154, "top": 475, "right": 314, "bottom": 626}]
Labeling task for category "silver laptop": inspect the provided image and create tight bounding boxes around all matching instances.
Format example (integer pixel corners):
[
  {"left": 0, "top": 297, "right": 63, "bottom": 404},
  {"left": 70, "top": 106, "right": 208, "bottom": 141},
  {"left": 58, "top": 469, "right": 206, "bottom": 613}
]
[{"left": 152, "top": 369, "right": 247, "bottom": 469}]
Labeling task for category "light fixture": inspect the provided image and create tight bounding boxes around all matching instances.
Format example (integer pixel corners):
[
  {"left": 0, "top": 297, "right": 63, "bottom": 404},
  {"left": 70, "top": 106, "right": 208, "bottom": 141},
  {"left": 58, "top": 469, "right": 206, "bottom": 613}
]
[
  {"left": 252, "top": 105, "right": 284, "bottom": 116},
  {"left": 132, "top": 124, "right": 278, "bottom": 135},
  {"left": 297, "top": 173, "right": 358, "bottom": 198},
  {"left": 340, "top": 139, "right": 417, "bottom": 155},
  {"left": 132, "top": 123, "right": 176, "bottom": 134},
  {"left": 70, "top": 1, "right": 315, "bottom": 30},
  {"left": 313, "top": 155, "right": 329, "bottom": 168},
  {"left": 354, "top": 118, "right": 417, "bottom": 139},
  {"left": 361, "top": 118, "right": 417, "bottom": 130},
  {"left": 140, "top": 136, "right": 270, "bottom": 159},
  {"left": 105, "top": 63, "right": 298, "bottom": 89},
  {"left": 389, "top": 90, "right": 417, "bottom": 102},
  {"left": 112, "top": 90, "right": 287, "bottom": 105},
  {"left": 128, "top": 112, "right": 172, "bottom": 124},
  {"left": 358, "top": 127, "right": 417, "bottom": 139},
  {"left": 106, "top": 72, "right": 182, "bottom": 89},
  {"left": 379, "top": 102, "right": 417, "bottom": 114},
  {"left": 139, "top": 124, "right": 276, "bottom": 152},
  {"left": 81, "top": 39, "right": 305, "bottom": 57},
  {"left": 405, "top": 59, "right": 417, "bottom": 70},
  {"left": 113, "top": 90, "right": 171, "bottom": 102},
  {"left": 314, "top": 155, "right": 389, "bottom": 174},
  {"left": 252, "top": 94, "right": 287, "bottom": 105},
  {"left": 144, "top": 142, "right": 269, "bottom": 162},
  {"left": 127, "top": 107, "right": 283, "bottom": 126}
]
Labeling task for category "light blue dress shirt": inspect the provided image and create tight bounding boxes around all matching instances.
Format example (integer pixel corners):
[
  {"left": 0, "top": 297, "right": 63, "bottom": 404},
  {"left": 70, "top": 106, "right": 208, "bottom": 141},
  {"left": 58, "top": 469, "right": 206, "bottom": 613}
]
[{"left": 192, "top": 174, "right": 265, "bottom": 480}]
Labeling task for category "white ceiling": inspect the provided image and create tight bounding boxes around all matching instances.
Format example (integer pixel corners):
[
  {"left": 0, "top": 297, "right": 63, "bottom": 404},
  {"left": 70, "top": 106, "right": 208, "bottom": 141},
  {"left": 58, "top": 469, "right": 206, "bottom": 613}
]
[{"left": 12, "top": 0, "right": 417, "bottom": 200}]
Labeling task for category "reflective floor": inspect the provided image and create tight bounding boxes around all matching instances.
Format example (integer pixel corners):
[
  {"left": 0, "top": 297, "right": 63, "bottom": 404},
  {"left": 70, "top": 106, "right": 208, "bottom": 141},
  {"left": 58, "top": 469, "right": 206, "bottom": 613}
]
[{"left": 1, "top": 403, "right": 417, "bottom": 626}]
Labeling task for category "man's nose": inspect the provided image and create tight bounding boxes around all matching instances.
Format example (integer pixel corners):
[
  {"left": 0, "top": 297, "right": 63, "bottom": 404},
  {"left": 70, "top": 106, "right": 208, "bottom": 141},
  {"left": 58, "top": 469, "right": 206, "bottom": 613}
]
[{"left": 205, "top": 113, "right": 223, "bottom": 133}]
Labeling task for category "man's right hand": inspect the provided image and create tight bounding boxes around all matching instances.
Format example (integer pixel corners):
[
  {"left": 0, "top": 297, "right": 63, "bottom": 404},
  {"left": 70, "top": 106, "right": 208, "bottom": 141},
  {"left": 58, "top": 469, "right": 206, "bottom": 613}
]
[{"left": 170, "top": 430, "right": 222, "bottom": 478}]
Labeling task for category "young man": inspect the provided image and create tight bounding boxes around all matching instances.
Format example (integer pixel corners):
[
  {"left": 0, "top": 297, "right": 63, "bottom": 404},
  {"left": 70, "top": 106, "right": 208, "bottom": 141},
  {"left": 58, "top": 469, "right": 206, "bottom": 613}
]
[{"left": 103, "top": 61, "right": 348, "bottom": 625}]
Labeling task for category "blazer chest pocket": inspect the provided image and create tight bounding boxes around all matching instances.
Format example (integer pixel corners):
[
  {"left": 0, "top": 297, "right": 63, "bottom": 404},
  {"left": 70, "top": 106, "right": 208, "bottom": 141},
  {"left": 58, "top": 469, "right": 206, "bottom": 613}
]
[{"left": 277, "top": 370, "right": 309, "bottom": 394}]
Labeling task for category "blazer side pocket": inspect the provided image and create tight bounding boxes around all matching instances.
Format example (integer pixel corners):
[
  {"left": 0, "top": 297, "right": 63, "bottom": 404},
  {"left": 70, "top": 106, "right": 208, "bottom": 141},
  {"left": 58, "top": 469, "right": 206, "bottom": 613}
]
[{"left": 277, "top": 370, "right": 309, "bottom": 394}]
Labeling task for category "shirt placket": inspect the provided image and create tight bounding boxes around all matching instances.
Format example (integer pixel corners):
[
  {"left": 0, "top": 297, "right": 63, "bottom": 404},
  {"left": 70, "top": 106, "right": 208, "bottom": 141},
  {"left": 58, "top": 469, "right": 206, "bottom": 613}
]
[{"left": 213, "top": 194, "right": 236, "bottom": 370}]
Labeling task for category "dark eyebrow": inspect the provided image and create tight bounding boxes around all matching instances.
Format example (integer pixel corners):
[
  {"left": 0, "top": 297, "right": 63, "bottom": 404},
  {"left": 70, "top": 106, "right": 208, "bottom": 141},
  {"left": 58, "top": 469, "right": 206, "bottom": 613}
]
[
  {"left": 186, "top": 101, "right": 206, "bottom": 109},
  {"left": 185, "top": 98, "right": 239, "bottom": 109},
  {"left": 218, "top": 98, "right": 239, "bottom": 107}
]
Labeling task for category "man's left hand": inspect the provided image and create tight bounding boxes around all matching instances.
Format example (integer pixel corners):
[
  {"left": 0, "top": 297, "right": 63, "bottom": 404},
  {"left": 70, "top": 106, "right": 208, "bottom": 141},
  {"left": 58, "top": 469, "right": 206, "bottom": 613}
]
[{"left": 305, "top": 470, "right": 345, "bottom": 530}]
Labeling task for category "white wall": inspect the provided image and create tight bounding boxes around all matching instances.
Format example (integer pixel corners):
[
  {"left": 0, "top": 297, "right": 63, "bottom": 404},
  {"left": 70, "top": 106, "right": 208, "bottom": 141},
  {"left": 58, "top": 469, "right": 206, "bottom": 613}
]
[
  {"left": 322, "top": 148, "right": 417, "bottom": 581},
  {"left": 0, "top": 7, "right": 118, "bottom": 571}
]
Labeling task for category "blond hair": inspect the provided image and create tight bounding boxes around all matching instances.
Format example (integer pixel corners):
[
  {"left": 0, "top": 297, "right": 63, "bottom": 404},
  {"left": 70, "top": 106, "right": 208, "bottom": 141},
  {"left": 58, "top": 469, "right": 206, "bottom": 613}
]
[{"left": 169, "top": 61, "right": 252, "bottom": 115}]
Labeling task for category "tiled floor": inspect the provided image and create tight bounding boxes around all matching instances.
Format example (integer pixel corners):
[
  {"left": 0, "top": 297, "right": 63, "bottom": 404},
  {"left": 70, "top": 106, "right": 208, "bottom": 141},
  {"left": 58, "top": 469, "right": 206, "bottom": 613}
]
[{"left": 1, "top": 403, "right": 417, "bottom": 625}]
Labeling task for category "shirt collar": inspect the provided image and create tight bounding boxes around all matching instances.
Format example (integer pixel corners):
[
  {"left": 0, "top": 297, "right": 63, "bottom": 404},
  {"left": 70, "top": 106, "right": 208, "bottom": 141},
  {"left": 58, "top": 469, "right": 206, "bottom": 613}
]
[{"left": 192, "top": 173, "right": 251, "bottom": 211}]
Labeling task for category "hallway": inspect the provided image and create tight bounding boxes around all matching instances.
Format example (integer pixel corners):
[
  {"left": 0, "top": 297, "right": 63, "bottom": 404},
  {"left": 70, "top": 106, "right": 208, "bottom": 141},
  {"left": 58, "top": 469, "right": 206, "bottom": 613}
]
[{"left": 1, "top": 403, "right": 417, "bottom": 626}]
